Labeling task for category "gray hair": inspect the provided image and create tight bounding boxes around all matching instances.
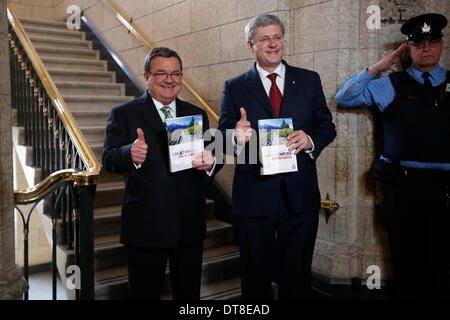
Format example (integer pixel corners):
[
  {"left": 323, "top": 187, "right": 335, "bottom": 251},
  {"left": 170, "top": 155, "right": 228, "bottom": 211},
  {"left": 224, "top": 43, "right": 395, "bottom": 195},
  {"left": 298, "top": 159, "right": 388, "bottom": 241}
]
[
  {"left": 144, "top": 47, "right": 183, "bottom": 73},
  {"left": 245, "top": 14, "right": 286, "bottom": 43}
]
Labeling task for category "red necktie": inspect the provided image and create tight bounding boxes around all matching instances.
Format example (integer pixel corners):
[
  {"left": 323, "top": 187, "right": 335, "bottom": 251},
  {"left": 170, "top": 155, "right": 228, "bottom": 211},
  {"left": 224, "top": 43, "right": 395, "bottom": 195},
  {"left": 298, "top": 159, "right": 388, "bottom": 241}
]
[{"left": 267, "top": 73, "right": 282, "bottom": 118}]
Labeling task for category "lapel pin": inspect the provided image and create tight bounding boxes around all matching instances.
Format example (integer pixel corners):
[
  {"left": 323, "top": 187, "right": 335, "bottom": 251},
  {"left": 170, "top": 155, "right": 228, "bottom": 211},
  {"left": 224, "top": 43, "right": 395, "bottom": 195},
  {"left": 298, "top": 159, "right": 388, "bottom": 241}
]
[
  {"left": 292, "top": 81, "right": 296, "bottom": 85},
  {"left": 446, "top": 83, "right": 450, "bottom": 92}
]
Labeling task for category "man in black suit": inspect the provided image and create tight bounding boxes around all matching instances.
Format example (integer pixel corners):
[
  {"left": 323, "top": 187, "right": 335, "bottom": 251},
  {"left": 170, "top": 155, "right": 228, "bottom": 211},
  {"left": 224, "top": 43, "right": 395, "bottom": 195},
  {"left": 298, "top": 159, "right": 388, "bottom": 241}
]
[
  {"left": 102, "top": 47, "right": 214, "bottom": 299},
  {"left": 217, "top": 14, "right": 336, "bottom": 299}
]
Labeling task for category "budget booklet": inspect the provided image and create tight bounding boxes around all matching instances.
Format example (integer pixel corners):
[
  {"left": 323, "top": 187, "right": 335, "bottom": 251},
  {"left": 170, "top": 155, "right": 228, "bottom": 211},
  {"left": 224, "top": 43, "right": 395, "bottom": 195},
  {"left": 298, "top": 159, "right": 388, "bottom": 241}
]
[
  {"left": 258, "top": 118, "right": 298, "bottom": 175},
  {"left": 166, "top": 114, "right": 203, "bottom": 172}
]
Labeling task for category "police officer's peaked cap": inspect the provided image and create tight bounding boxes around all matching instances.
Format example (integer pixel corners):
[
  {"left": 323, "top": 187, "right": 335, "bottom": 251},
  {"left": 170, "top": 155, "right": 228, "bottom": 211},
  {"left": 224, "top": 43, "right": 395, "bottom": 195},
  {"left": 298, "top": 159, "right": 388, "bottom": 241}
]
[{"left": 401, "top": 13, "right": 448, "bottom": 42}]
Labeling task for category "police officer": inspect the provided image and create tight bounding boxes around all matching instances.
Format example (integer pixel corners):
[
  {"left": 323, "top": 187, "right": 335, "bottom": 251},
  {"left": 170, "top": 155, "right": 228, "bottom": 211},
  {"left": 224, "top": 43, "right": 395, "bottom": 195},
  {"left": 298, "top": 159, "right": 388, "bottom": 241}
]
[{"left": 336, "top": 13, "right": 450, "bottom": 298}]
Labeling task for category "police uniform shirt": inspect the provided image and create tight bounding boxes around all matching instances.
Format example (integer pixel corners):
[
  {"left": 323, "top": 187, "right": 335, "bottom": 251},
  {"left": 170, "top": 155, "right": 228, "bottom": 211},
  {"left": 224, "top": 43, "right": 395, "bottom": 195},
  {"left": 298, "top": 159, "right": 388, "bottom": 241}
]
[{"left": 335, "top": 64, "right": 450, "bottom": 171}]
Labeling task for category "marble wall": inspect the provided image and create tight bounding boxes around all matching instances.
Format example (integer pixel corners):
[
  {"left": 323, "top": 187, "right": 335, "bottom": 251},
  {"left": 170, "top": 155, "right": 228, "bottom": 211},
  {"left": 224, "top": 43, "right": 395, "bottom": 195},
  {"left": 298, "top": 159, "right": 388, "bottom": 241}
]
[{"left": 7, "top": 0, "right": 54, "bottom": 20}]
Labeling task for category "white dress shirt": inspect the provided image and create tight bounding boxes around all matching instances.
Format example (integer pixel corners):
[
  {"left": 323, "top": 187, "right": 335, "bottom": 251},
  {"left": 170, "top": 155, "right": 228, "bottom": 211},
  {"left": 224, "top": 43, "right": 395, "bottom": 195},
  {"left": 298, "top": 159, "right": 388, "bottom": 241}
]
[
  {"left": 256, "top": 62, "right": 286, "bottom": 97},
  {"left": 152, "top": 97, "right": 176, "bottom": 122}
]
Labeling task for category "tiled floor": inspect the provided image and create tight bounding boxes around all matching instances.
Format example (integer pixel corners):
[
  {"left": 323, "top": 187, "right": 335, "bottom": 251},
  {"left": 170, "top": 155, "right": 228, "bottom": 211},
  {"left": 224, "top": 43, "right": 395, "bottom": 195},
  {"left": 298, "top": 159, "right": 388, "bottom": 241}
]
[{"left": 27, "top": 271, "right": 68, "bottom": 300}]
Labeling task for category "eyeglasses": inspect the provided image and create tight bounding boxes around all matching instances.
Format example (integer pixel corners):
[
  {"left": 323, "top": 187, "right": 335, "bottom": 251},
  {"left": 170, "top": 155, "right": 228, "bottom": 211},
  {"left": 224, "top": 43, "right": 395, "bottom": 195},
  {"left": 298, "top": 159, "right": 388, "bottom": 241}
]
[
  {"left": 148, "top": 71, "right": 183, "bottom": 81},
  {"left": 255, "top": 35, "right": 283, "bottom": 45},
  {"left": 410, "top": 39, "right": 442, "bottom": 49}
]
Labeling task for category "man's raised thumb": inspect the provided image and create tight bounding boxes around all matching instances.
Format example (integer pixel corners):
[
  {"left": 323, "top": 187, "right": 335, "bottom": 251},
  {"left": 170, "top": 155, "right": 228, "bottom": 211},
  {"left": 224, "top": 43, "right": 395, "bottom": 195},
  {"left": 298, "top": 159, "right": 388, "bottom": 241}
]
[
  {"left": 240, "top": 107, "right": 247, "bottom": 122},
  {"left": 137, "top": 128, "right": 145, "bottom": 142}
]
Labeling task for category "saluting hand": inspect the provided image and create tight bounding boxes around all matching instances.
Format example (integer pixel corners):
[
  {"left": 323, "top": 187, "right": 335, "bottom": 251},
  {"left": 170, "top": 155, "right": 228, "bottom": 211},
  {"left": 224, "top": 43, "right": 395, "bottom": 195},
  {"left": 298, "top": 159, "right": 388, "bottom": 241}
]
[
  {"left": 235, "top": 107, "right": 252, "bottom": 145},
  {"left": 367, "top": 42, "right": 407, "bottom": 75},
  {"left": 131, "top": 128, "right": 148, "bottom": 165}
]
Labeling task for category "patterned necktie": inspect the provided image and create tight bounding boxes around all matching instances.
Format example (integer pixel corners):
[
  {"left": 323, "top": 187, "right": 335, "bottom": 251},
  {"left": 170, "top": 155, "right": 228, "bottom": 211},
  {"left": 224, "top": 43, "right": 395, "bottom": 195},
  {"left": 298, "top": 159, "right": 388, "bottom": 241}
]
[
  {"left": 160, "top": 106, "right": 173, "bottom": 121},
  {"left": 267, "top": 73, "right": 282, "bottom": 118},
  {"left": 421, "top": 72, "right": 435, "bottom": 107}
]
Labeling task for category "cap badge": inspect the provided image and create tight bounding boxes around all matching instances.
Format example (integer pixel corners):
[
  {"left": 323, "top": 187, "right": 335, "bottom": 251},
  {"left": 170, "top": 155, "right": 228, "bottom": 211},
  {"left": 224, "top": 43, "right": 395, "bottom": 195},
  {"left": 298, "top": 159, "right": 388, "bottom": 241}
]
[{"left": 421, "top": 22, "right": 431, "bottom": 33}]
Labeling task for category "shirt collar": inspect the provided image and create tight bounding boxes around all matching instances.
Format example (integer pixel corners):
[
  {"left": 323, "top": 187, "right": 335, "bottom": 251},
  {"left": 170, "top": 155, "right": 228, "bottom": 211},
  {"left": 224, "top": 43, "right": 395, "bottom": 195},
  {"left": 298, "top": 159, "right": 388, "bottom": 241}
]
[
  {"left": 408, "top": 63, "right": 445, "bottom": 82},
  {"left": 256, "top": 62, "right": 286, "bottom": 80},
  {"left": 151, "top": 96, "right": 176, "bottom": 114}
]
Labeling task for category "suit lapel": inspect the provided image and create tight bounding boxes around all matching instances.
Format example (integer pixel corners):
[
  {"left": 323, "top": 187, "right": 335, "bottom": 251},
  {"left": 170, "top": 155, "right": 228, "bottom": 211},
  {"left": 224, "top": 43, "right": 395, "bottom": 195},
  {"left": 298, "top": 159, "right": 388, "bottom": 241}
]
[
  {"left": 138, "top": 91, "right": 171, "bottom": 162},
  {"left": 280, "top": 63, "right": 295, "bottom": 118},
  {"left": 175, "top": 99, "right": 191, "bottom": 118},
  {"left": 245, "top": 63, "right": 276, "bottom": 118},
  {"left": 280, "top": 62, "right": 304, "bottom": 119},
  {"left": 139, "top": 91, "right": 166, "bottom": 133}
]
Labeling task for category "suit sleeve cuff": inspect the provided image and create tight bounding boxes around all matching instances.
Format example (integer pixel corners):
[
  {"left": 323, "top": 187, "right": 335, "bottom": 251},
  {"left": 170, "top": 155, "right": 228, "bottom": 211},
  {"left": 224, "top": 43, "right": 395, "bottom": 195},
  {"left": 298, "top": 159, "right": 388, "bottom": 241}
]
[
  {"left": 232, "top": 130, "right": 245, "bottom": 155},
  {"left": 133, "top": 162, "right": 141, "bottom": 169},
  {"left": 304, "top": 135, "right": 315, "bottom": 160},
  {"left": 205, "top": 157, "right": 217, "bottom": 177}
]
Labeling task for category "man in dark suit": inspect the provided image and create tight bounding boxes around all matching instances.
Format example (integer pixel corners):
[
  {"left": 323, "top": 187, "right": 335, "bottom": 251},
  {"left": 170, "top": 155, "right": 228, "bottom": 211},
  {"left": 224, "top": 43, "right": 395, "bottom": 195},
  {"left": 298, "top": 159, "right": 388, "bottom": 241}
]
[
  {"left": 102, "top": 47, "right": 215, "bottom": 299},
  {"left": 217, "top": 14, "right": 336, "bottom": 299}
]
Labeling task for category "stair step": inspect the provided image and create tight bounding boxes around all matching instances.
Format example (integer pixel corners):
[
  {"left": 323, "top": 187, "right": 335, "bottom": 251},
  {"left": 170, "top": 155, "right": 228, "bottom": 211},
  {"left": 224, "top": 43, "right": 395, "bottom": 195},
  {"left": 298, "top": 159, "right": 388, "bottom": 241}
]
[
  {"left": 13, "top": 126, "right": 25, "bottom": 146},
  {"left": 202, "top": 245, "right": 239, "bottom": 262},
  {"left": 55, "top": 81, "right": 125, "bottom": 96},
  {"left": 91, "top": 143, "right": 104, "bottom": 162},
  {"left": 22, "top": 25, "right": 84, "bottom": 40},
  {"left": 79, "top": 125, "right": 106, "bottom": 144},
  {"left": 64, "top": 95, "right": 134, "bottom": 111},
  {"left": 93, "top": 235, "right": 125, "bottom": 271},
  {"left": 34, "top": 46, "right": 99, "bottom": 60},
  {"left": 20, "top": 17, "right": 68, "bottom": 30},
  {"left": 94, "top": 181, "right": 124, "bottom": 207},
  {"left": 204, "top": 219, "right": 233, "bottom": 249},
  {"left": 97, "top": 169, "right": 124, "bottom": 183},
  {"left": 41, "top": 56, "right": 107, "bottom": 72},
  {"left": 200, "top": 277, "right": 241, "bottom": 300},
  {"left": 95, "top": 265, "right": 127, "bottom": 285},
  {"left": 93, "top": 206, "right": 121, "bottom": 238},
  {"left": 94, "top": 244, "right": 240, "bottom": 299},
  {"left": 28, "top": 35, "right": 92, "bottom": 50},
  {"left": 205, "top": 198, "right": 215, "bottom": 220},
  {"left": 162, "top": 277, "right": 242, "bottom": 300},
  {"left": 70, "top": 109, "right": 110, "bottom": 127},
  {"left": 48, "top": 69, "right": 116, "bottom": 83},
  {"left": 94, "top": 234, "right": 120, "bottom": 247},
  {"left": 94, "top": 205, "right": 122, "bottom": 216}
]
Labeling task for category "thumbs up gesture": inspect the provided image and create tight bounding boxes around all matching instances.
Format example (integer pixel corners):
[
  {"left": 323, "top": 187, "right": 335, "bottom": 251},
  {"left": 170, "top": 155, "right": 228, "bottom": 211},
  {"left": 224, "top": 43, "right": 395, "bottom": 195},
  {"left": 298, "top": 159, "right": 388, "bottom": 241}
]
[
  {"left": 235, "top": 107, "right": 252, "bottom": 145},
  {"left": 131, "top": 128, "right": 148, "bottom": 165}
]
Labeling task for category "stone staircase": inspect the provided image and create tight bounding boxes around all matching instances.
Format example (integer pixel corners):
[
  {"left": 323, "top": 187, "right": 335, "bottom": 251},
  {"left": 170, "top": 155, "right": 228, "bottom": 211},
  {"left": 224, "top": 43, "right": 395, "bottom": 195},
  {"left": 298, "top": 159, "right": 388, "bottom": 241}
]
[{"left": 14, "top": 17, "right": 241, "bottom": 300}]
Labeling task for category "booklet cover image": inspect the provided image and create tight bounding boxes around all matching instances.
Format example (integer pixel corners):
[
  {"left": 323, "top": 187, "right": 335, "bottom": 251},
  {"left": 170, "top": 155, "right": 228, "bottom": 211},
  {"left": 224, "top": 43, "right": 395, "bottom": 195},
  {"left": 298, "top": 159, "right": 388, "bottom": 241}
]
[
  {"left": 166, "top": 114, "right": 204, "bottom": 172},
  {"left": 258, "top": 118, "right": 298, "bottom": 175}
]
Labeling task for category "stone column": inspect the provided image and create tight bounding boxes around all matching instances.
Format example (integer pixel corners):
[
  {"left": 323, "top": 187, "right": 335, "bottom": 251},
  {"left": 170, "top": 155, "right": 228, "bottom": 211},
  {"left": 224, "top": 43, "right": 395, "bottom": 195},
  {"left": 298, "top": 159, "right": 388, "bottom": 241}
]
[{"left": 0, "top": 0, "right": 28, "bottom": 300}]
